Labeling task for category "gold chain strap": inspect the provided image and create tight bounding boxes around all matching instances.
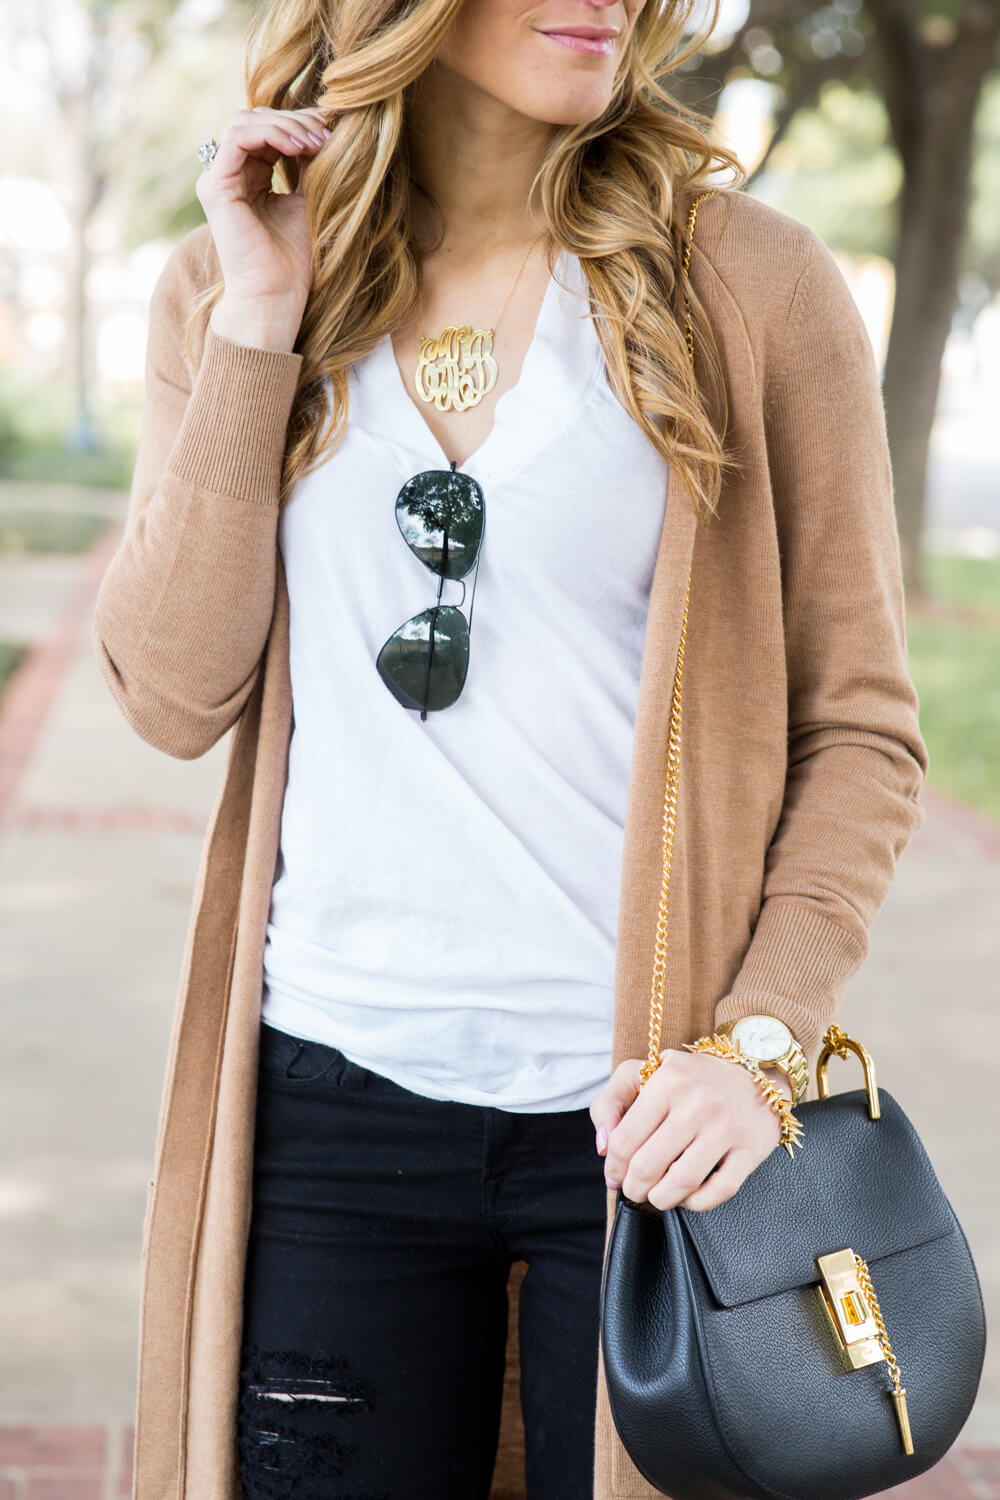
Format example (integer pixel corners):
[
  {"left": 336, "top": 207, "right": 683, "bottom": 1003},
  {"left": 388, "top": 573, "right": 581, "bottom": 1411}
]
[{"left": 638, "top": 189, "right": 717, "bottom": 1090}]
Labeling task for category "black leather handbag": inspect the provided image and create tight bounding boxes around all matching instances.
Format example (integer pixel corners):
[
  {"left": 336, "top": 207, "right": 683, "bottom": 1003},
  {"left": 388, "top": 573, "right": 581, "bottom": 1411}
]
[
  {"left": 600, "top": 1033, "right": 987, "bottom": 1499},
  {"left": 598, "top": 191, "right": 988, "bottom": 1500}
]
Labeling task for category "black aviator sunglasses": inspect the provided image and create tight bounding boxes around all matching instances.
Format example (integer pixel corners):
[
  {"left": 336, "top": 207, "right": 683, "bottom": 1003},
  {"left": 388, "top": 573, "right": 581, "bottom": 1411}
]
[{"left": 375, "top": 459, "right": 486, "bottom": 720}]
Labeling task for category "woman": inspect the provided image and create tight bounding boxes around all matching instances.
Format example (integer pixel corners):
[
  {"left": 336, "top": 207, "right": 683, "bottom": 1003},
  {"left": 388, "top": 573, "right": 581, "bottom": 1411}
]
[{"left": 93, "top": 0, "right": 928, "bottom": 1495}]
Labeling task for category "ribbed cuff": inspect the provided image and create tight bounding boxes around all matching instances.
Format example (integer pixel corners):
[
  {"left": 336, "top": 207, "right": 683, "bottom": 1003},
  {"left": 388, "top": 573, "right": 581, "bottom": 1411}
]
[
  {"left": 166, "top": 325, "right": 304, "bottom": 507},
  {"left": 712, "top": 897, "right": 868, "bottom": 1079}
]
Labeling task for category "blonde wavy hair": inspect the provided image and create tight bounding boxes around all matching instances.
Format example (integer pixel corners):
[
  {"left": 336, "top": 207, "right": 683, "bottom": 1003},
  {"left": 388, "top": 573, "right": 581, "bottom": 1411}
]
[{"left": 184, "top": 0, "right": 747, "bottom": 519}]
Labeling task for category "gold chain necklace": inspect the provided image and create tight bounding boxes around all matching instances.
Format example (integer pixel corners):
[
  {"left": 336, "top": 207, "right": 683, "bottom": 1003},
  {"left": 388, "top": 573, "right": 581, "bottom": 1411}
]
[{"left": 412, "top": 232, "right": 548, "bottom": 414}]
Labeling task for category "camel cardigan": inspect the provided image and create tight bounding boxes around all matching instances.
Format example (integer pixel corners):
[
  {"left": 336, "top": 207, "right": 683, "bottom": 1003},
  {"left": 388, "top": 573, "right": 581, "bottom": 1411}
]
[{"left": 92, "top": 184, "right": 929, "bottom": 1500}]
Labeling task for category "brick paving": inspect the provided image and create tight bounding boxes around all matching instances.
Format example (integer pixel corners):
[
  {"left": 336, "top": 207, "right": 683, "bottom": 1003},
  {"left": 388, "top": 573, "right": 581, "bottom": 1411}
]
[
  {"left": 0, "top": 1425, "right": 996, "bottom": 1498},
  {"left": 0, "top": 1425, "right": 129, "bottom": 1499},
  {"left": 6, "top": 803, "right": 208, "bottom": 834}
]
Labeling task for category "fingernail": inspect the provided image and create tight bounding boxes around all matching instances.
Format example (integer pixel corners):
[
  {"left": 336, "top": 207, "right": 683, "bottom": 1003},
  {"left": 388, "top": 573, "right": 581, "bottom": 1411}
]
[
  {"left": 306, "top": 131, "right": 323, "bottom": 146},
  {"left": 289, "top": 136, "right": 307, "bottom": 147},
  {"left": 322, "top": 126, "right": 332, "bottom": 138},
  {"left": 595, "top": 1124, "right": 608, "bottom": 1154},
  {"left": 605, "top": 1174, "right": 620, "bottom": 1190}
]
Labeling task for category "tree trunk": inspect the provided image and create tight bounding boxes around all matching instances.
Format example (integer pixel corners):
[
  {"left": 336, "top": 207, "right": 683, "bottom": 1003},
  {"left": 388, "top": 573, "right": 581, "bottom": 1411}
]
[
  {"left": 64, "top": 84, "right": 96, "bottom": 451},
  {"left": 62, "top": 6, "right": 107, "bottom": 453},
  {"left": 873, "top": 2, "right": 1000, "bottom": 605}
]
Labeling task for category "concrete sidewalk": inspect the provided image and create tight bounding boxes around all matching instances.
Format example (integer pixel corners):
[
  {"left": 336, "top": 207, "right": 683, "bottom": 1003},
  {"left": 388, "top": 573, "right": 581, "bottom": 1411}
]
[{"left": 0, "top": 509, "right": 997, "bottom": 1495}]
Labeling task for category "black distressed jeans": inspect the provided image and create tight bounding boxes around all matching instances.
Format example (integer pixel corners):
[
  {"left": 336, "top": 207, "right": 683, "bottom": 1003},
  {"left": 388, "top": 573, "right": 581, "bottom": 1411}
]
[{"left": 237, "top": 1020, "right": 610, "bottom": 1500}]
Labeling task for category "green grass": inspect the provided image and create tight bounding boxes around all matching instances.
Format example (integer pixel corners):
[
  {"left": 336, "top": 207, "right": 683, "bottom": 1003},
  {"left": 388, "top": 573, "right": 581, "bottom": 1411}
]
[
  {"left": 920, "top": 553, "right": 1000, "bottom": 611},
  {"left": 0, "top": 509, "right": 115, "bottom": 556},
  {"left": 0, "top": 363, "right": 139, "bottom": 489},
  {"left": 1, "top": 444, "right": 135, "bottom": 489},
  {"left": 0, "top": 641, "right": 26, "bottom": 696},
  {"left": 907, "top": 555, "right": 1000, "bottom": 825}
]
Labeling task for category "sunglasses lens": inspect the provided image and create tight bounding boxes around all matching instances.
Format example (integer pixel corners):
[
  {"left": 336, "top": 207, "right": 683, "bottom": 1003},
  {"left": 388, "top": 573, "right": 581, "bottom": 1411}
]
[
  {"left": 376, "top": 606, "right": 470, "bottom": 712},
  {"left": 396, "top": 470, "right": 484, "bottom": 581}
]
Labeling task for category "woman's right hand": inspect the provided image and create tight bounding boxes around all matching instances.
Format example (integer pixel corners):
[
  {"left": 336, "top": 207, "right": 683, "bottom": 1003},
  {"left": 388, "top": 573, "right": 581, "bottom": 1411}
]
[{"left": 196, "top": 105, "right": 332, "bottom": 334}]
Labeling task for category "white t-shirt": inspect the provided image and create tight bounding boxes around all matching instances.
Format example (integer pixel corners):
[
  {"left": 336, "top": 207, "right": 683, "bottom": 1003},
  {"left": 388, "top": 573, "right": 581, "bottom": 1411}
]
[{"left": 259, "top": 247, "right": 670, "bottom": 1111}]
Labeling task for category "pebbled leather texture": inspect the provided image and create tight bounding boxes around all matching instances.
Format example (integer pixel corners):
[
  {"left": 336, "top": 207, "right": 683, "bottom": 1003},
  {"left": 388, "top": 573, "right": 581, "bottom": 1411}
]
[
  {"left": 676, "top": 1091, "right": 955, "bottom": 1306},
  {"left": 600, "top": 1088, "right": 987, "bottom": 1500}
]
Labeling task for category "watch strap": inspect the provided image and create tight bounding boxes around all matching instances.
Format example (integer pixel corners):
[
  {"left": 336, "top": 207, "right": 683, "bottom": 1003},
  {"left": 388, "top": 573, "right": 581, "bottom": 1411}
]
[{"left": 717, "top": 1017, "right": 810, "bottom": 1105}]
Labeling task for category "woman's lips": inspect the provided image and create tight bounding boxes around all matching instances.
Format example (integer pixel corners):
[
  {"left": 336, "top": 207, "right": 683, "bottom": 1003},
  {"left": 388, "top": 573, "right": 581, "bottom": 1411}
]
[{"left": 539, "top": 30, "right": 616, "bottom": 55}]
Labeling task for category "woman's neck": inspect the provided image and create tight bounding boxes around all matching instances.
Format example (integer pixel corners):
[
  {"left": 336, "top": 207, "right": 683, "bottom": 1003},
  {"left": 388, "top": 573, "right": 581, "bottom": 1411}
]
[{"left": 405, "top": 61, "right": 555, "bottom": 260}]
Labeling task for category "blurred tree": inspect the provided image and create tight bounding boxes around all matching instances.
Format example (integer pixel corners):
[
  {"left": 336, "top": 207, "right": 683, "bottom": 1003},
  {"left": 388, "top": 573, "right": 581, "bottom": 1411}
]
[
  {"left": 4, "top": 0, "right": 246, "bottom": 453},
  {"left": 6, "top": 0, "right": 177, "bottom": 451},
  {"left": 751, "top": 79, "right": 902, "bottom": 258},
  {"left": 111, "top": 3, "right": 249, "bottom": 245},
  {"left": 674, "top": 0, "right": 1000, "bottom": 604},
  {"left": 873, "top": 1, "right": 1000, "bottom": 603},
  {"left": 968, "top": 74, "right": 1000, "bottom": 292}
]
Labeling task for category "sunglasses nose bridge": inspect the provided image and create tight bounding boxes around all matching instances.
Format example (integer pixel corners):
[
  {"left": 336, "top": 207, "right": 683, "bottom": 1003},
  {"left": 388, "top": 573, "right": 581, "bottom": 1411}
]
[{"left": 440, "top": 574, "right": 468, "bottom": 610}]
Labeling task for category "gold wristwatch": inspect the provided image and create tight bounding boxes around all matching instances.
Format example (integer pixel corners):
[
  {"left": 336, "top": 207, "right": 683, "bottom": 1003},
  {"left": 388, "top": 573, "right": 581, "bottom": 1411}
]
[{"left": 716, "top": 1015, "right": 809, "bottom": 1105}]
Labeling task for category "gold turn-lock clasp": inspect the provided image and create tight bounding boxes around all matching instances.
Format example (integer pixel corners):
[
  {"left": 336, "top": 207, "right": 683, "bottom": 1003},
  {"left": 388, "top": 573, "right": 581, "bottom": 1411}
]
[
  {"left": 815, "top": 1024, "right": 880, "bottom": 1119},
  {"left": 812, "top": 1032, "right": 913, "bottom": 1456},
  {"left": 815, "top": 1248, "right": 884, "bottom": 1370},
  {"left": 815, "top": 1248, "right": 914, "bottom": 1455}
]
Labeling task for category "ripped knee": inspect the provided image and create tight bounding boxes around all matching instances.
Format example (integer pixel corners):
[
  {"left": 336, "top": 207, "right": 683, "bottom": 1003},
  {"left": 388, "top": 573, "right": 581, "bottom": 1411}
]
[{"left": 237, "top": 1343, "right": 384, "bottom": 1499}]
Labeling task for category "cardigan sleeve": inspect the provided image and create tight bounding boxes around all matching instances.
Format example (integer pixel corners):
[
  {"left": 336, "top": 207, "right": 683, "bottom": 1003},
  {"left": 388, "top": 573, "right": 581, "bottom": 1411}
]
[
  {"left": 713, "top": 230, "right": 930, "bottom": 1069},
  {"left": 91, "top": 227, "right": 304, "bottom": 759}
]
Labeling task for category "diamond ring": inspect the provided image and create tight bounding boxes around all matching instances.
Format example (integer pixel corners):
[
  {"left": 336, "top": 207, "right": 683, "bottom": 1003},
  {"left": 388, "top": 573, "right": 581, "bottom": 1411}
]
[{"left": 198, "top": 136, "right": 218, "bottom": 172}]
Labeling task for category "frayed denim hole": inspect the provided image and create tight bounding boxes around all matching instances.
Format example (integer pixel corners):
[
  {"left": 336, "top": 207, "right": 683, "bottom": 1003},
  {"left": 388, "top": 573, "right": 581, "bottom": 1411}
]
[
  {"left": 237, "top": 1344, "right": 385, "bottom": 1498},
  {"left": 239, "top": 1342, "right": 376, "bottom": 1401}
]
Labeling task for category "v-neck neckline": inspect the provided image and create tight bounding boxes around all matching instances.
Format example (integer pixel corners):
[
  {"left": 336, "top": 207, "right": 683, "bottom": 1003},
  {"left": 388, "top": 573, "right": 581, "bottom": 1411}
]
[{"left": 358, "top": 247, "right": 602, "bottom": 484}]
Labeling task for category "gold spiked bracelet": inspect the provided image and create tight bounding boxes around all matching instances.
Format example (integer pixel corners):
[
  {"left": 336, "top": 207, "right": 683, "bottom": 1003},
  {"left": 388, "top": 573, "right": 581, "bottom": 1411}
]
[{"left": 682, "top": 1031, "right": 806, "bottom": 1159}]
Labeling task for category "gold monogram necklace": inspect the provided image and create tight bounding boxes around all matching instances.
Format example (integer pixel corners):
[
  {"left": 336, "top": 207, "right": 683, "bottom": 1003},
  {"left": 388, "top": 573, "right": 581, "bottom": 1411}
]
[{"left": 412, "top": 232, "right": 549, "bottom": 415}]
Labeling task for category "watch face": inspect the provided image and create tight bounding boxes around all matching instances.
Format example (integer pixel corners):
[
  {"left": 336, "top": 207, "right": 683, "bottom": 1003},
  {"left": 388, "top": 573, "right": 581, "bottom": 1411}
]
[{"left": 731, "top": 1015, "right": 792, "bottom": 1063}]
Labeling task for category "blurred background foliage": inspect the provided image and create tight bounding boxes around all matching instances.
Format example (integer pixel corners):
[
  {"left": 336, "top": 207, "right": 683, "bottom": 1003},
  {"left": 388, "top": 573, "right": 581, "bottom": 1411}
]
[{"left": 0, "top": 0, "right": 998, "bottom": 818}]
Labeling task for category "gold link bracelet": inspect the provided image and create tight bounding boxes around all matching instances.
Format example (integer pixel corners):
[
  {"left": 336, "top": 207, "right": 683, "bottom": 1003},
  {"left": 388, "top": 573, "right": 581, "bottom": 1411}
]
[{"left": 682, "top": 1031, "right": 805, "bottom": 1159}]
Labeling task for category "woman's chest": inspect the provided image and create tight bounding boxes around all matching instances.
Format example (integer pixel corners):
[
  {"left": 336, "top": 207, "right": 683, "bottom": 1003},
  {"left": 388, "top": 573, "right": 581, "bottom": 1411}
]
[
  {"left": 283, "top": 356, "right": 671, "bottom": 668},
  {"left": 385, "top": 253, "right": 561, "bottom": 471}
]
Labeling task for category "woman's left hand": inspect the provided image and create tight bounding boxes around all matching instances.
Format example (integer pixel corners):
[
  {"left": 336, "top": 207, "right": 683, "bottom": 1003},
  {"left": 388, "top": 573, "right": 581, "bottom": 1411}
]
[{"left": 590, "top": 1048, "right": 794, "bottom": 1212}]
